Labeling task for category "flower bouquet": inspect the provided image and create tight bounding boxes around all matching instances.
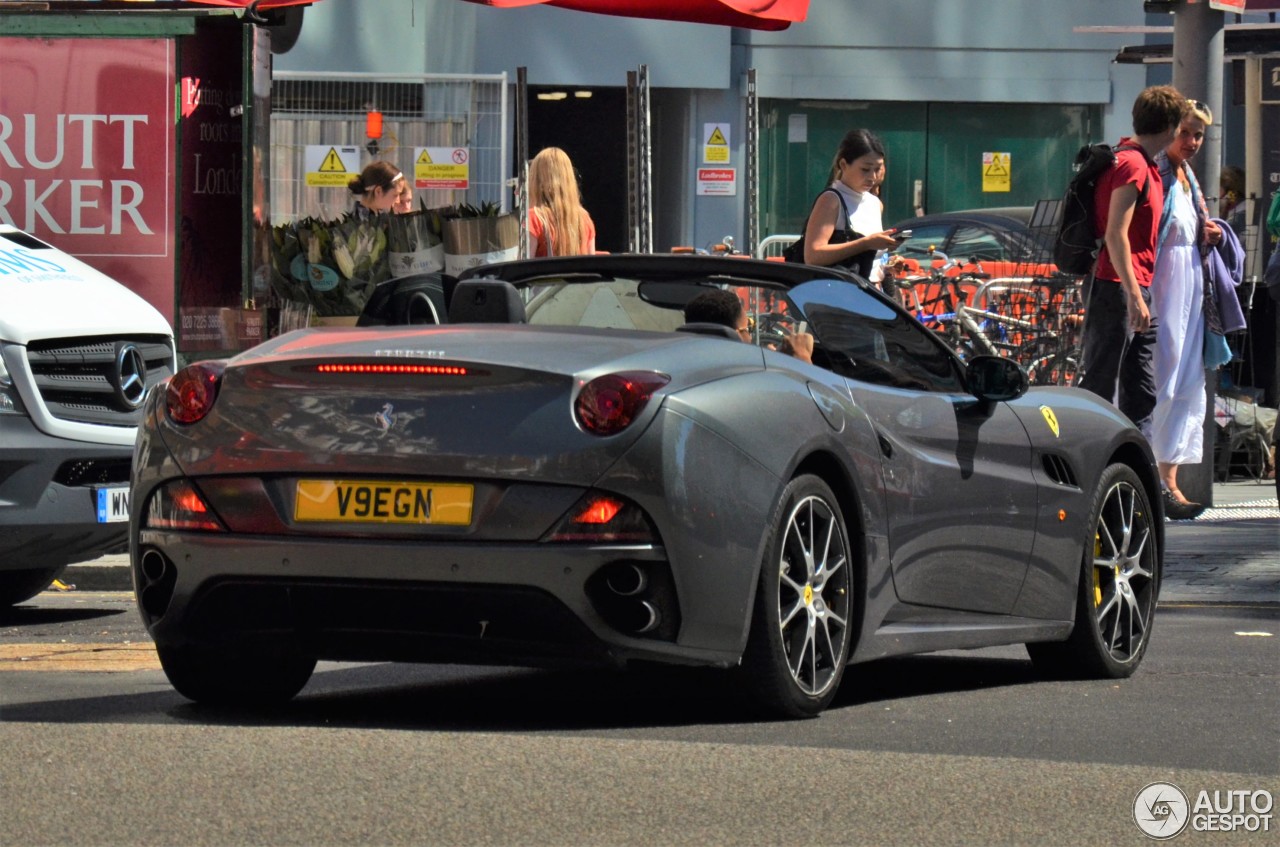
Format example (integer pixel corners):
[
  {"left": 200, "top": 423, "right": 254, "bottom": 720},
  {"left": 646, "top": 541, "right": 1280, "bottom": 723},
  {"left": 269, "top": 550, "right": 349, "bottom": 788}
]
[
  {"left": 270, "top": 214, "right": 391, "bottom": 320},
  {"left": 386, "top": 201, "right": 445, "bottom": 277},
  {"left": 442, "top": 201, "right": 519, "bottom": 277}
]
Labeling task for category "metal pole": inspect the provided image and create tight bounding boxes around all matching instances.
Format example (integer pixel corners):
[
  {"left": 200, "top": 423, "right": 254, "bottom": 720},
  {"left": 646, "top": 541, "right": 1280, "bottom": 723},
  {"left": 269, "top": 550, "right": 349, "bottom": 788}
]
[
  {"left": 626, "top": 70, "right": 638, "bottom": 252},
  {"left": 516, "top": 67, "right": 529, "bottom": 258},
  {"left": 638, "top": 64, "right": 653, "bottom": 253},
  {"left": 745, "top": 68, "right": 759, "bottom": 258},
  {"left": 1172, "top": 0, "right": 1224, "bottom": 216}
]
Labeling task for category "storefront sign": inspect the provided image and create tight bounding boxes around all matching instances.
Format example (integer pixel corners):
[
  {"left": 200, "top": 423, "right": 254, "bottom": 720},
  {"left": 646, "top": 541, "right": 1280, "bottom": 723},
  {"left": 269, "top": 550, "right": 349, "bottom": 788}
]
[
  {"left": 0, "top": 37, "right": 176, "bottom": 324},
  {"left": 697, "top": 168, "right": 736, "bottom": 196},
  {"left": 178, "top": 21, "right": 251, "bottom": 351},
  {"left": 414, "top": 147, "right": 470, "bottom": 190}
]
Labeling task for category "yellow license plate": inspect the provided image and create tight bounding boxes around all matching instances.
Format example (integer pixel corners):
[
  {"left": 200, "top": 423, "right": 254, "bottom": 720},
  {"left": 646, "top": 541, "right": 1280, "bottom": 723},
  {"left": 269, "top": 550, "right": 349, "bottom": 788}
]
[{"left": 294, "top": 480, "right": 473, "bottom": 525}]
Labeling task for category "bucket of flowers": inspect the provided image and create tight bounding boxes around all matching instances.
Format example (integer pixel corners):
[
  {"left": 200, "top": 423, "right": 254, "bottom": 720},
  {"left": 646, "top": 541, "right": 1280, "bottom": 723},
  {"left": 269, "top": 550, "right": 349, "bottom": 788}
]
[{"left": 270, "top": 213, "right": 391, "bottom": 326}]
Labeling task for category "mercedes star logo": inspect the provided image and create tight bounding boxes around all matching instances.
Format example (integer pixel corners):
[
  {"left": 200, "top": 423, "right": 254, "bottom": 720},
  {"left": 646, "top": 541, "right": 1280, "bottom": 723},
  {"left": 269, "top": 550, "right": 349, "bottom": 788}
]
[{"left": 114, "top": 343, "right": 148, "bottom": 410}]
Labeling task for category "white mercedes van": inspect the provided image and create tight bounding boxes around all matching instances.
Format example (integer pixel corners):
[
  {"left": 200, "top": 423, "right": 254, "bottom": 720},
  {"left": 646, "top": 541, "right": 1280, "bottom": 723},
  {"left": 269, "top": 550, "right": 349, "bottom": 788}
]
[{"left": 0, "top": 225, "right": 175, "bottom": 606}]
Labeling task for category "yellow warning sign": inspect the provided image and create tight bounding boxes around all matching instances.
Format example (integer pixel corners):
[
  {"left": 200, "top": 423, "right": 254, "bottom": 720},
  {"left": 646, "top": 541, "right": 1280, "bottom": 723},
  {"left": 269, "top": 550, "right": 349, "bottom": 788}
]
[
  {"left": 304, "top": 145, "right": 359, "bottom": 187},
  {"left": 982, "top": 151, "right": 1011, "bottom": 193},
  {"left": 703, "top": 122, "right": 731, "bottom": 164},
  {"left": 414, "top": 146, "right": 469, "bottom": 190},
  {"left": 319, "top": 148, "right": 345, "bottom": 171}
]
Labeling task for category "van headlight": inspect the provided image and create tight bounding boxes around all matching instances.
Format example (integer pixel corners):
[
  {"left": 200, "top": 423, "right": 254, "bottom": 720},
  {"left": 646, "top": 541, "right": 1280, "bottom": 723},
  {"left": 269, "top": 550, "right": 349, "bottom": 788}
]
[{"left": 0, "top": 350, "right": 26, "bottom": 415}]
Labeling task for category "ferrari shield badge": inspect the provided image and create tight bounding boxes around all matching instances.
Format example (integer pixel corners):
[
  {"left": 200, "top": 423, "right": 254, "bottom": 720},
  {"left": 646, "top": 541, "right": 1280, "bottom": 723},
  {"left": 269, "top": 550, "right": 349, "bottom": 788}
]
[{"left": 1039, "top": 405, "right": 1060, "bottom": 438}]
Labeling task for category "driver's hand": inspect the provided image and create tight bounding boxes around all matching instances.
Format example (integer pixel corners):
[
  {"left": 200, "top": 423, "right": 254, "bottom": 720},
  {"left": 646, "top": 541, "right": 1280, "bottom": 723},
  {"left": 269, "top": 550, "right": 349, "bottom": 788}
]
[{"left": 781, "top": 330, "right": 814, "bottom": 364}]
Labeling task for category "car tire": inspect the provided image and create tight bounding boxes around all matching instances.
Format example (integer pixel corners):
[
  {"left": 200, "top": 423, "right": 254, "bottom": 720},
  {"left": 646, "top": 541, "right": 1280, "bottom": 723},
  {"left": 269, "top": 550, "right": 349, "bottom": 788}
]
[
  {"left": 741, "top": 474, "right": 855, "bottom": 718},
  {"left": 1027, "top": 463, "right": 1159, "bottom": 679},
  {"left": 157, "top": 643, "right": 316, "bottom": 706},
  {"left": 0, "top": 566, "right": 65, "bottom": 607}
]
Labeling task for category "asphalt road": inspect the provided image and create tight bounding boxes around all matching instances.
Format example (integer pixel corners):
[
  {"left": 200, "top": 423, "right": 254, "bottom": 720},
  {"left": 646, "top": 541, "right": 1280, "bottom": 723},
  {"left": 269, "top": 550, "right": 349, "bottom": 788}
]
[{"left": 1, "top": 591, "right": 1276, "bottom": 846}]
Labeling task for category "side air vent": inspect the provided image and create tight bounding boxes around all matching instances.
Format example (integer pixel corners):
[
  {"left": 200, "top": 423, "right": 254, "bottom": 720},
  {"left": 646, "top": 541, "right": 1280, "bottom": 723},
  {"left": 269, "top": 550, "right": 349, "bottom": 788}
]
[{"left": 1041, "top": 453, "right": 1079, "bottom": 488}]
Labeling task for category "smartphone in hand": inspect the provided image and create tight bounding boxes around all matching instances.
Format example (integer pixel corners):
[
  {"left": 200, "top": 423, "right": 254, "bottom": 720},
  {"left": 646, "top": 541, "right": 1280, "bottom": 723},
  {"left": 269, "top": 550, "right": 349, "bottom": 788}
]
[{"left": 893, "top": 229, "right": 912, "bottom": 243}]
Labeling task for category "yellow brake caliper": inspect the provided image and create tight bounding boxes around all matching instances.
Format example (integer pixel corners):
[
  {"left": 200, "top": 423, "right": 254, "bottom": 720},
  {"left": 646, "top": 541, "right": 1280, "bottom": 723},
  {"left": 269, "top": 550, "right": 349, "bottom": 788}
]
[{"left": 1093, "top": 533, "right": 1104, "bottom": 606}]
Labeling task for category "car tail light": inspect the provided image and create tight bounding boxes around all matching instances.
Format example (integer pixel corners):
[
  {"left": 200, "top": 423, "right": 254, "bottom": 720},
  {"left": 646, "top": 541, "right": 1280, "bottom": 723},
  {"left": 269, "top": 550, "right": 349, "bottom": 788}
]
[
  {"left": 166, "top": 361, "right": 227, "bottom": 424},
  {"left": 543, "top": 492, "right": 656, "bottom": 543},
  {"left": 575, "top": 371, "right": 669, "bottom": 436},
  {"left": 144, "top": 480, "right": 224, "bottom": 532}
]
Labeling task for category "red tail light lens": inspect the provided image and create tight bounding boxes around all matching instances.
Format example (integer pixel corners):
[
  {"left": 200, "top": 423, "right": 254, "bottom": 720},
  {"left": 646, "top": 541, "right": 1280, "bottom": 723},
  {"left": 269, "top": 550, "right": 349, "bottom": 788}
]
[
  {"left": 166, "top": 361, "right": 226, "bottom": 425},
  {"left": 543, "top": 492, "right": 656, "bottom": 543},
  {"left": 575, "top": 371, "right": 669, "bottom": 436},
  {"left": 144, "top": 480, "right": 224, "bottom": 532}
]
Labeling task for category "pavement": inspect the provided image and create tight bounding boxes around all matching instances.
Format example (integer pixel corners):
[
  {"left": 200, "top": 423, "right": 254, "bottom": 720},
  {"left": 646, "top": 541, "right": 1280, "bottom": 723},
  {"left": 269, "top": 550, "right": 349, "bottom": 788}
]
[{"left": 56, "top": 480, "right": 1279, "bottom": 605}]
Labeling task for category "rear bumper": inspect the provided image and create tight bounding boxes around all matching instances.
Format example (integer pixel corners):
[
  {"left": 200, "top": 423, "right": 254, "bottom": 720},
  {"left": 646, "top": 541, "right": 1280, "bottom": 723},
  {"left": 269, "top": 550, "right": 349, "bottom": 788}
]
[
  {"left": 0, "top": 415, "right": 132, "bottom": 569},
  {"left": 134, "top": 531, "right": 738, "bottom": 669}
]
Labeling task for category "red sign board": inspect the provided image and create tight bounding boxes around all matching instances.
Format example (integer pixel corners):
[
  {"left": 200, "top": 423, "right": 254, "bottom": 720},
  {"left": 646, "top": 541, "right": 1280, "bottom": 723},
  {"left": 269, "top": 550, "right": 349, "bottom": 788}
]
[{"left": 0, "top": 38, "right": 176, "bottom": 325}]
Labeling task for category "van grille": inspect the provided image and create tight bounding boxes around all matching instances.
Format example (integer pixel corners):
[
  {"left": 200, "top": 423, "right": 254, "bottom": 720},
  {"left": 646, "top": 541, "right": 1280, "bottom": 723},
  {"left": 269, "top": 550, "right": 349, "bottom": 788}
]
[{"left": 26, "top": 336, "right": 174, "bottom": 426}]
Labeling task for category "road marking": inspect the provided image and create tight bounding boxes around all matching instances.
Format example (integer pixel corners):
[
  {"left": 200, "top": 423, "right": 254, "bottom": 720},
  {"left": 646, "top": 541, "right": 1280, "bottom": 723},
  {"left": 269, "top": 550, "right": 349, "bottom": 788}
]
[{"left": 0, "top": 643, "right": 160, "bottom": 672}]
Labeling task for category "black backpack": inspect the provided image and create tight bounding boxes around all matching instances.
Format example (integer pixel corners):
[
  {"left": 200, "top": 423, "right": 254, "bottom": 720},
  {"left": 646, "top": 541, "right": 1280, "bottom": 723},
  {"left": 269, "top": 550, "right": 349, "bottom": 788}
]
[{"left": 1053, "top": 142, "right": 1147, "bottom": 275}]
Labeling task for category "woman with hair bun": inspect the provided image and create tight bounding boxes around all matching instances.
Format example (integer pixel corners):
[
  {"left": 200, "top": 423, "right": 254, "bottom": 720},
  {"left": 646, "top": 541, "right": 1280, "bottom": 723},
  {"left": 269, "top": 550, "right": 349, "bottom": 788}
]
[
  {"left": 347, "top": 161, "right": 405, "bottom": 220},
  {"left": 526, "top": 147, "right": 596, "bottom": 257},
  {"left": 798, "top": 128, "right": 898, "bottom": 277}
]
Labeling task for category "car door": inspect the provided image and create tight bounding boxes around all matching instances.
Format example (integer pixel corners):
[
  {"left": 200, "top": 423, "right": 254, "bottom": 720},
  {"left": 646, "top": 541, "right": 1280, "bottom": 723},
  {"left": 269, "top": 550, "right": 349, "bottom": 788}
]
[{"left": 788, "top": 279, "right": 1038, "bottom": 614}]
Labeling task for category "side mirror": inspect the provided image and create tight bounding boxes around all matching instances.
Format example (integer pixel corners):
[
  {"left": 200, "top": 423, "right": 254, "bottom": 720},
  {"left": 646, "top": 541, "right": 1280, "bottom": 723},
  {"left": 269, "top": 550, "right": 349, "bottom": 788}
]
[{"left": 965, "top": 355, "right": 1028, "bottom": 403}]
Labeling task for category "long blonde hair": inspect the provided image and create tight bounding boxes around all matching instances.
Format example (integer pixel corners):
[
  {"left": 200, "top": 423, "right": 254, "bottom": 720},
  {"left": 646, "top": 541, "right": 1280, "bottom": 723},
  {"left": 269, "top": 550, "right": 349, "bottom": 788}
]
[{"left": 527, "top": 147, "right": 586, "bottom": 256}]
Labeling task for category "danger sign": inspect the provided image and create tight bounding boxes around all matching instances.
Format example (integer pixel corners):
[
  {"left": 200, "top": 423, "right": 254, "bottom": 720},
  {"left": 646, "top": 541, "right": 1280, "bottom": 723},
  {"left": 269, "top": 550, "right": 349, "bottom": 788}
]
[
  {"left": 414, "top": 147, "right": 470, "bottom": 190},
  {"left": 304, "top": 145, "right": 360, "bottom": 187},
  {"left": 703, "top": 123, "right": 731, "bottom": 164},
  {"left": 982, "top": 151, "right": 1011, "bottom": 193}
]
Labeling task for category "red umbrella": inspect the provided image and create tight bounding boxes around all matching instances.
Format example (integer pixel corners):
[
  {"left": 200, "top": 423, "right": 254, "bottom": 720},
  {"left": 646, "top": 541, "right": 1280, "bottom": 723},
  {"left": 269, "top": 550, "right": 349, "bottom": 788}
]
[{"left": 459, "top": 0, "right": 808, "bottom": 31}]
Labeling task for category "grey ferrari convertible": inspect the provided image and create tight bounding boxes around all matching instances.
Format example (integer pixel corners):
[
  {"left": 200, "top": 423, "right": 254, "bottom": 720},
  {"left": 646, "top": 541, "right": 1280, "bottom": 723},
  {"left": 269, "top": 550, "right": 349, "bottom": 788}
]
[{"left": 132, "top": 255, "right": 1163, "bottom": 718}]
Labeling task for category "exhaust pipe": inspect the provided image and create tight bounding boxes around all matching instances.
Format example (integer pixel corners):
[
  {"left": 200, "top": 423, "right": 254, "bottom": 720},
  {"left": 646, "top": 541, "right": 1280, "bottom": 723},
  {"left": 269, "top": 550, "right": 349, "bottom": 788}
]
[
  {"left": 138, "top": 547, "right": 176, "bottom": 618},
  {"left": 605, "top": 563, "right": 647, "bottom": 596},
  {"left": 140, "top": 548, "right": 169, "bottom": 584}
]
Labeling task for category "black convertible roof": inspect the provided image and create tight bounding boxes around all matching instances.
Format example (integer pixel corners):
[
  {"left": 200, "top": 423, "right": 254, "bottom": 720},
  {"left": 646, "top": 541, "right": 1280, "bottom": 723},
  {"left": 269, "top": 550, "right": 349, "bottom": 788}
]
[{"left": 459, "top": 253, "right": 866, "bottom": 290}]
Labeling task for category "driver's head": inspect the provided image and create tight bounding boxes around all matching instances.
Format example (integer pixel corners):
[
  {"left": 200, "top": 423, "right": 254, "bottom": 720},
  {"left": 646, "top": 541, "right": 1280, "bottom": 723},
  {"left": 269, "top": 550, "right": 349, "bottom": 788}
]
[{"left": 684, "top": 289, "right": 749, "bottom": 340}]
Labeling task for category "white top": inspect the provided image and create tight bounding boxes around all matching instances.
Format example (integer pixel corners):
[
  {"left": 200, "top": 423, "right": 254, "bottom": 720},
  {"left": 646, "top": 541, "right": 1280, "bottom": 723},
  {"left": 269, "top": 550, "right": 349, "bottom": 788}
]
[{"left": 829, "top": 181, "right": 883, "bottom": 237}]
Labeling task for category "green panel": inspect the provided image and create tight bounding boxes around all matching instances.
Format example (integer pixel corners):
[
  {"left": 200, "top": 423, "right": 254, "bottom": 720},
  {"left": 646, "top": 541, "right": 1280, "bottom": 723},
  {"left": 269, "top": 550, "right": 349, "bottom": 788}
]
[
  {"left": 0, "top": 14, "right": 198, "bottom": 37},
  {"left": 760, "top": 101, "right": 927, "bottom": 237},
  {"left": 923, "top": 103, "right": 1100, "bottom": 215}
]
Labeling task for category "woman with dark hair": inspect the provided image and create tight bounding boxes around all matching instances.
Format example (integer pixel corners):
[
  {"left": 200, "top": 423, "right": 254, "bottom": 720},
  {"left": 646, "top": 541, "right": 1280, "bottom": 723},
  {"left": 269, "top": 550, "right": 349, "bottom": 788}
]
[
  {"left": 347, "top": 161, "right": 405, "bottom": 220},
  {"left": 798, "top": 129, "right": 899, "bottom": 277}
]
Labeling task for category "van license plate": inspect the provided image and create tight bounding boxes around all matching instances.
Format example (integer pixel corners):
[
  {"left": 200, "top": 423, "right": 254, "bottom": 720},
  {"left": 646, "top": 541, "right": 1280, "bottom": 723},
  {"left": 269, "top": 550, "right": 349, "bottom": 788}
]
[
  {"left": 95, "top": 486, "right": 130, "bottom": 523},
  {"left": 294, "top": 480, "right": 473, "bottom": 526}
]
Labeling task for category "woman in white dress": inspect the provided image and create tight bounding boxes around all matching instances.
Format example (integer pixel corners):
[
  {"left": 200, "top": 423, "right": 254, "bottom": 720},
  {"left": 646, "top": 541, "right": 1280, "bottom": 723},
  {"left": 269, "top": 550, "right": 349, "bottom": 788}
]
[{"left": 1150, "top": 101, "right": 1222, "bottom": 519}]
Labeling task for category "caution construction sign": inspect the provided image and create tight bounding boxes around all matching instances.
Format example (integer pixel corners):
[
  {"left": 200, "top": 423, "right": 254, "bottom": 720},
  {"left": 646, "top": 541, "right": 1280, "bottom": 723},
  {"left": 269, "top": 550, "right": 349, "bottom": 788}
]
[{"left": 305, "top": 145, "right": 360, "bottom": 187}]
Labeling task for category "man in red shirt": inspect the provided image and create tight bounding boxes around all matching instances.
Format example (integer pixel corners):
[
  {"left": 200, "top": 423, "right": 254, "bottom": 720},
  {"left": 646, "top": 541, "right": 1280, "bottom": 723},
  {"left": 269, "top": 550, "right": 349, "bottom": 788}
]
[{"left": 1076, "top": 85, "right": 1188, "bottom": 433}]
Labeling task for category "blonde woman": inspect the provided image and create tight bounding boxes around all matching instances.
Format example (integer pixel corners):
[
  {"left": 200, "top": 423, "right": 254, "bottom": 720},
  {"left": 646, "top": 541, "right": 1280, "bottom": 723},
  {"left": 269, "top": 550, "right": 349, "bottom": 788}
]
[
  {"left": 1150, "top": 99, "right": 1223, "bottom": 519},
  {"left": 526, "top": 147, "right": 596, "bottom": 257}
]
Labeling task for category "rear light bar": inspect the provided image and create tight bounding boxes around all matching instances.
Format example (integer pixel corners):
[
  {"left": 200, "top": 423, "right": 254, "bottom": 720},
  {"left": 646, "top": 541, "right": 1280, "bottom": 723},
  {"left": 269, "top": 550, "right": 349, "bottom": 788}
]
[{"left": 315, "top": 363, "right": 468, "bottom": 375}]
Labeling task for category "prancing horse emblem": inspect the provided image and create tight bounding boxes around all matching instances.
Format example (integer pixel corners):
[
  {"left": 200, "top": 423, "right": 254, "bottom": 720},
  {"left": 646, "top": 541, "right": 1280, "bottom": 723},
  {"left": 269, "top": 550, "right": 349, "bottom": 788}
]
[{"left": 374, "top": 403, "right": 395, "bottom": 432}]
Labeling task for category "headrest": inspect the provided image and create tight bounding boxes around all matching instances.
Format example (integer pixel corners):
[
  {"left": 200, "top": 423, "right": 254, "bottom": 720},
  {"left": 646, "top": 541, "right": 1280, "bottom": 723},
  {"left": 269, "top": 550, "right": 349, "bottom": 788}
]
[
  {"left": 447, "top": 279, "right": 527, "bottom": 324},
  {"left": 677, "top": 322, "right": 741, "bottom": 341}
]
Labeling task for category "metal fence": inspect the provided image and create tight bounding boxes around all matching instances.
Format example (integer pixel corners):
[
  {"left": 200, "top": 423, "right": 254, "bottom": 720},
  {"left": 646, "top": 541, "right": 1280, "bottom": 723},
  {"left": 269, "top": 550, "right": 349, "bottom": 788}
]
[{"left": 270, "top": 72, "right": 509, "bottom": 223}]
